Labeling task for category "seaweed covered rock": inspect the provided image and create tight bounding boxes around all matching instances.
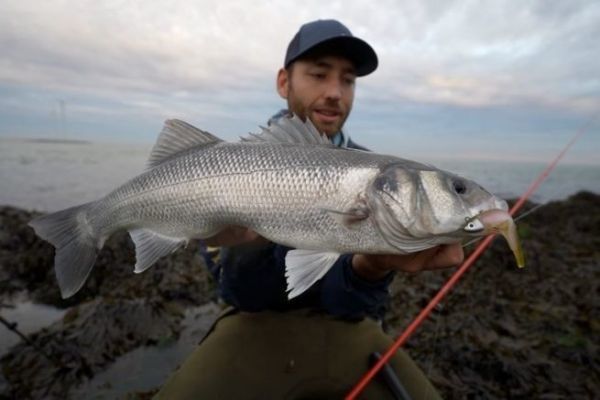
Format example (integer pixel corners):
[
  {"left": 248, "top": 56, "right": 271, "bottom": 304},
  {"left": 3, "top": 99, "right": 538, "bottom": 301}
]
[
  {"left": 0, "top": 208, "right": 54, "bottom": 298},
  {"left": 0, "top": 205, "right": 216, "bottom": 399},
  {"left": 0, "top": 207, "right": 214, "bottom": 307}
]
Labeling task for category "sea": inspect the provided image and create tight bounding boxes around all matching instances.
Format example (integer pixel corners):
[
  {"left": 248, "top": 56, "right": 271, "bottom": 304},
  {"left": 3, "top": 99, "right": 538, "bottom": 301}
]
[{"left": 0, "top": 138, "right": 598, "bottom": 212}]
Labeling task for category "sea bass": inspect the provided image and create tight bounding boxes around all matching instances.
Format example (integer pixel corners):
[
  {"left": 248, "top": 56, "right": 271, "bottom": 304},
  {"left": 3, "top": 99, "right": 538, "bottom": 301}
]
[{"left": 29, "top": 115, "right": 524, "bottom": 299}]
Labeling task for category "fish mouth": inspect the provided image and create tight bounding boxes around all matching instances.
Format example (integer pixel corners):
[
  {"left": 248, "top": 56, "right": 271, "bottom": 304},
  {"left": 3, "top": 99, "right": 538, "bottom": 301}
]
[{"left": 463, "top": 209, "right": 525, "bottom": 268}]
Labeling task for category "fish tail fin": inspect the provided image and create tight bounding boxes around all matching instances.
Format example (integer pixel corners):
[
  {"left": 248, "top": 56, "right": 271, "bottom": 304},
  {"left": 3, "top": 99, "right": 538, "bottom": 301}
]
[{"left": 29, "top": 202, "right": 100, "bottom": 298}]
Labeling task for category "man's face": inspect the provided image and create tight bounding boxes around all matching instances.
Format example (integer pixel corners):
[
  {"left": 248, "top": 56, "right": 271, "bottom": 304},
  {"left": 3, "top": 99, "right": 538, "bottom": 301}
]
[{"left": 277, "top": 55, "right": 356, "bottom": 137}]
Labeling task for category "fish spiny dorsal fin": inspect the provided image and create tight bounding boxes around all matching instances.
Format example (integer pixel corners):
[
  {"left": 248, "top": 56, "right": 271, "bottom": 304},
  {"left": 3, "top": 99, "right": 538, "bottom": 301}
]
[
  {"left": 241, "top": 114, "right": 333, "bottom": 146},
  {"left": 147, "top": 119, "right": 223, "bottom": 168}
]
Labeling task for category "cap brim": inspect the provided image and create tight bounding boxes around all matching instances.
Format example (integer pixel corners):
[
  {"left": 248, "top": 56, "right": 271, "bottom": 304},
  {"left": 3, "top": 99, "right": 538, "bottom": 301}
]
[
  {"left": 288, "top": 36, "right": 378, "bottom": 77},
  {"left": 322, "top": 36, "right": 378, "bottom": 76}
]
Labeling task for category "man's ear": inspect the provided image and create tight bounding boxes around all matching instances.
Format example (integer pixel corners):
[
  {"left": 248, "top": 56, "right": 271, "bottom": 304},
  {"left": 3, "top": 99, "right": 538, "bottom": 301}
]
[{"left": 276, "top": 68, "right": 289, "bottom": 99}]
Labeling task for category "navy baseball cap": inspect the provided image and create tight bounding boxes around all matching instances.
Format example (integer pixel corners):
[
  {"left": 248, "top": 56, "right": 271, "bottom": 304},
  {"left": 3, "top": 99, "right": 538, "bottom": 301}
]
[{"left": 284, "top": 19, "right": 378, "bottom": 76}]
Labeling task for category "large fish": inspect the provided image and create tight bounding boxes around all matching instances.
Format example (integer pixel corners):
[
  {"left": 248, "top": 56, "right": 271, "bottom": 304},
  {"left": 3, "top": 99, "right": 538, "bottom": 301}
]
[{"left": 29, "top": 115, "right": 524, "bottom": 299}]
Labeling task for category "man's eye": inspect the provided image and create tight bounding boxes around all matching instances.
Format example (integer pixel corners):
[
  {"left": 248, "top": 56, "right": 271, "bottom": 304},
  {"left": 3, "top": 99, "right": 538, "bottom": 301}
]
[{"left": 310, "top": 72, "right": 326, "bottom": 79}]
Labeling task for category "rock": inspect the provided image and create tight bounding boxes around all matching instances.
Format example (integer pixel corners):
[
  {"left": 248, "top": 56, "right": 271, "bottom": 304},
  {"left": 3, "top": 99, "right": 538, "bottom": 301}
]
[
  {"left": 0, "top": 205, "right": 215, "bottom": 399},
  {"left": 1, "top": 298, "right": 184, "bottom": 399},
  {"left": 0, "top": 208, "right": 214, "bottom": 308}
]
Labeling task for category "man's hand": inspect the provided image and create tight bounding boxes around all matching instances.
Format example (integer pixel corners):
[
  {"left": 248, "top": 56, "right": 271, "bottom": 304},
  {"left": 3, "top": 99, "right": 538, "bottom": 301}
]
[
  {"left": 203, "top": 226, "right": 268, "bottom": 247},
  {"left": 351, "top": 243, "right": 465, "bottom": 281}
]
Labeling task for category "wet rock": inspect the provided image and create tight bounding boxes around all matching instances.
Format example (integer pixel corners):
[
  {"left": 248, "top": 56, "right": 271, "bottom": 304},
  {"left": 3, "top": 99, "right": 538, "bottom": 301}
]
[
  {"left": 0, "top": 205, "right": 215, "bottom": 399},
  {"left": 1, "top": 298, "right": 184, "bottom": 399},
  {"left": 0, "top": 208, "right": 54, "bottom": 299},
  {"left": 0, "top": 207, "right": 215, "bottom": 308}
]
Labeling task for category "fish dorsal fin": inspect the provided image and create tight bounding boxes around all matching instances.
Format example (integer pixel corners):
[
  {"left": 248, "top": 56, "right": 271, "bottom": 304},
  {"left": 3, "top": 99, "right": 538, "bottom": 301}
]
[
  {"left": 241, "top": 114, "right": 333, "bottom": 146},
  {"left": 147, "top": 119, "right": 223, "bottom": 168}
]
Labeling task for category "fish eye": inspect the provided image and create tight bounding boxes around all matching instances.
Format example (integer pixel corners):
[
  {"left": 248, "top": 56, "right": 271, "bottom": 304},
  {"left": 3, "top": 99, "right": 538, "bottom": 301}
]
[
  {"left": 464, "top": 218, "right": 484, "bottom": 232},
  {"left": 453, "top": 179, "right": 467, "bottom": 195}
]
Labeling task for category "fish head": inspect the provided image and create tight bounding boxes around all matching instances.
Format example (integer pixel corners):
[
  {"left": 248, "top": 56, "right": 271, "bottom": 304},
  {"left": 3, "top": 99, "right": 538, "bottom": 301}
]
[
  {"left": 369, "top": 165, "right": 505, "bottom": 235},
  {"left": 418, "top": 169, "right": 510, "bottom": 236},
  {"left": 367, "top": 164, "right": 524, "bottom": 267}
]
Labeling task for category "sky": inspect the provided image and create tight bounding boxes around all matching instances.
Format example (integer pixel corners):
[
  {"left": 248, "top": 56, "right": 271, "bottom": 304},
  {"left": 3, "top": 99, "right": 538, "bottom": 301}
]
[{"left": 0, "top": 0, "right": 599, "bottom": 164}]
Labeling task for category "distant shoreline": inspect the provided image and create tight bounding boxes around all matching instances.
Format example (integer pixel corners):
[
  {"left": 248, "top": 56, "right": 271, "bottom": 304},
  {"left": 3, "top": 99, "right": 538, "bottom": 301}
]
[
  {"left": 1, "top": 137, "right": 599, "bottom": 166},
  {"left": 22, "top": 138, "right": 91, "bottom": 145}
]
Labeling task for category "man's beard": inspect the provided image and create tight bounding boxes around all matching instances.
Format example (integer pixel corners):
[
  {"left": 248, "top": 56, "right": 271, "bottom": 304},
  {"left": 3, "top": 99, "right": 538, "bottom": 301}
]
[{"left": 286, "top": 93, "right": 348, "bottom": 136}]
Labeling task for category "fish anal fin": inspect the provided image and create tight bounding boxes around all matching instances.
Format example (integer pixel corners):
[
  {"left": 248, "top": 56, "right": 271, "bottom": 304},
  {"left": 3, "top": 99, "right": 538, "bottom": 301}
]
[
  {"left": 285, "top": 249, "right": 340, "bottom": 299},
  {"left": 147, "top": 119, "right": 223, "bottom": 168},
  {"left": 130, "top": 229, "right": 187, "bottom": 273}
]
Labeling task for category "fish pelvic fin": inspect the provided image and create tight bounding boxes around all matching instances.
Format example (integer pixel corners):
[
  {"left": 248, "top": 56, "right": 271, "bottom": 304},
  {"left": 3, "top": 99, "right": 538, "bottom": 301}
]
[
  {"left": 129, "top": 229, "right": 187, "bottom": 273},
  {"left": 284, "top": 249, "right": 340, "bottom": 299},
  {"left": 28, "top": 203, "right": 100, "bottom": 299},
  {"left": 147, "top": 119, "right": 223, "bottom": 169}
]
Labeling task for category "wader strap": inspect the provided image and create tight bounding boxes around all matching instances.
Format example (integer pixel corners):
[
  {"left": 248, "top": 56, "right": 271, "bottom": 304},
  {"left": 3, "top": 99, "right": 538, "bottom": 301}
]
[
  {"left": 196, "top": 305, "right": 239, "bottom": 346},
  {"left": 370, "top": 351, "right": 413, "bottom": 400}
]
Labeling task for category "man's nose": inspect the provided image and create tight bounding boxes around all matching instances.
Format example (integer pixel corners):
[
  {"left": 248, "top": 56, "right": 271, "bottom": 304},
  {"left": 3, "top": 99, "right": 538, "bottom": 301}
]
[{"left": 323, "top": 80, "right": 342, "bottom": 100}]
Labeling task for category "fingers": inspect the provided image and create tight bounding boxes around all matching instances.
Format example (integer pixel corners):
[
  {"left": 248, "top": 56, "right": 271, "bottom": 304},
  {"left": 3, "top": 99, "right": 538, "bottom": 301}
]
[
  {"left": 352, "top": 243, "right": 465, "bottom": 278},
  {"left": 393, "top": 249, "right": 437, "bottom": 273},
  {"left": 422, "top": 243, "right": 464, "bottom": 270}
]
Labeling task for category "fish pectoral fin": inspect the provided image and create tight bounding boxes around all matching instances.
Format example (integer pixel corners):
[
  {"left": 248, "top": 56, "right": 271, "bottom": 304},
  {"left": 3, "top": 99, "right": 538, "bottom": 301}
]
[
  {"left": 285, "top": 249, "right": 340, "bottom": 299},
  {"left": 321, "top": 204, "right": 370, "bottom": 228},
  {"left": 130, "top": 229, "right": 187, "bottom": 273}
]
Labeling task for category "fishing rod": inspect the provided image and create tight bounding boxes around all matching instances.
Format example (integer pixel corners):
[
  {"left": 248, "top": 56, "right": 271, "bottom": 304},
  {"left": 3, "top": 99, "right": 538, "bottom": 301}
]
[{"left": 345, "top": 118, "right": 594, "bottom": 400}]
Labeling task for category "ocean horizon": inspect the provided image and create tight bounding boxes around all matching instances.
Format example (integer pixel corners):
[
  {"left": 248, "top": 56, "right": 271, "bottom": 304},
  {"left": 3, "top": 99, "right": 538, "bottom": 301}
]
[{"left": 1, "top": 138, "right": 598, "bottom": 213}]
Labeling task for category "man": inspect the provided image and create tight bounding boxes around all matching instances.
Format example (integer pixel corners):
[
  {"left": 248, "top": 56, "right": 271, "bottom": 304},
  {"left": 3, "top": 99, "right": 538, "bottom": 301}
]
[{"left": 156, "top": 19, "right": 463, "bottom": 399}]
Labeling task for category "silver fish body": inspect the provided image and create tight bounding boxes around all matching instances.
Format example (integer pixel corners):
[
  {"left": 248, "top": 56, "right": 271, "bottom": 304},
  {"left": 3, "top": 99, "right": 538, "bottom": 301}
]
[{"left": 29, "top": 116, "right": 518, "bottom": 299}]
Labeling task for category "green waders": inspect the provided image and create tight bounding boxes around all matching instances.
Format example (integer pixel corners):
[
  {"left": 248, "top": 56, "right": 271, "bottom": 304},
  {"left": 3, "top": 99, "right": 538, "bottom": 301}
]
[{"left": 155, "top": 308, "right": 442, "bottom": 400}]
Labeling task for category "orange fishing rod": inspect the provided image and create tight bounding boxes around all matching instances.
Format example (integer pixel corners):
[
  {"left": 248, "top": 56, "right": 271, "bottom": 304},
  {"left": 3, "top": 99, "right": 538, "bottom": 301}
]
[{"left": 345, "top": 119, "right": 593, "bottom": 400}]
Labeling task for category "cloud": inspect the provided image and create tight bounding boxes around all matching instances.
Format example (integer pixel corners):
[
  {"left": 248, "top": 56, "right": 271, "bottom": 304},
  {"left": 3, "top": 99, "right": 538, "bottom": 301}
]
[
  {"left": 0, "top": 1, "right": 286, "bottom": 94},
  {"left": 0, "top": 0, "right": 598, "bottom": 164},
  {"left": 361, "top": 0, "right": 600, "bottom": 113}
]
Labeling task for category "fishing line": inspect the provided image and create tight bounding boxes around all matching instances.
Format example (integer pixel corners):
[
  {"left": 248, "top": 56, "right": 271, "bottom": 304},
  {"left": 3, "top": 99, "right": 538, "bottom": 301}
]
[
  {"left": 512, "top": 202, "right": 546, "bottom": 223},
  {"left": 422, "top": 301, "right": 445, "bottom": 400},
  {"left": 461, "top": 169, "right": 582, "bottom": 250},
  {"left": 0, "top": 314, "right": 65, "bottom": 369},
  {"left": 345, "top": 116, "right": 595, "bottom": 400}
]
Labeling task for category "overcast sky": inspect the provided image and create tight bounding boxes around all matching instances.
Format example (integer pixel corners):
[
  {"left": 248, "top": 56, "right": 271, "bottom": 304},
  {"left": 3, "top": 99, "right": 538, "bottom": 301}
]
[{"left": 1, "top": 0, "right": 598, "bottom": 164}]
